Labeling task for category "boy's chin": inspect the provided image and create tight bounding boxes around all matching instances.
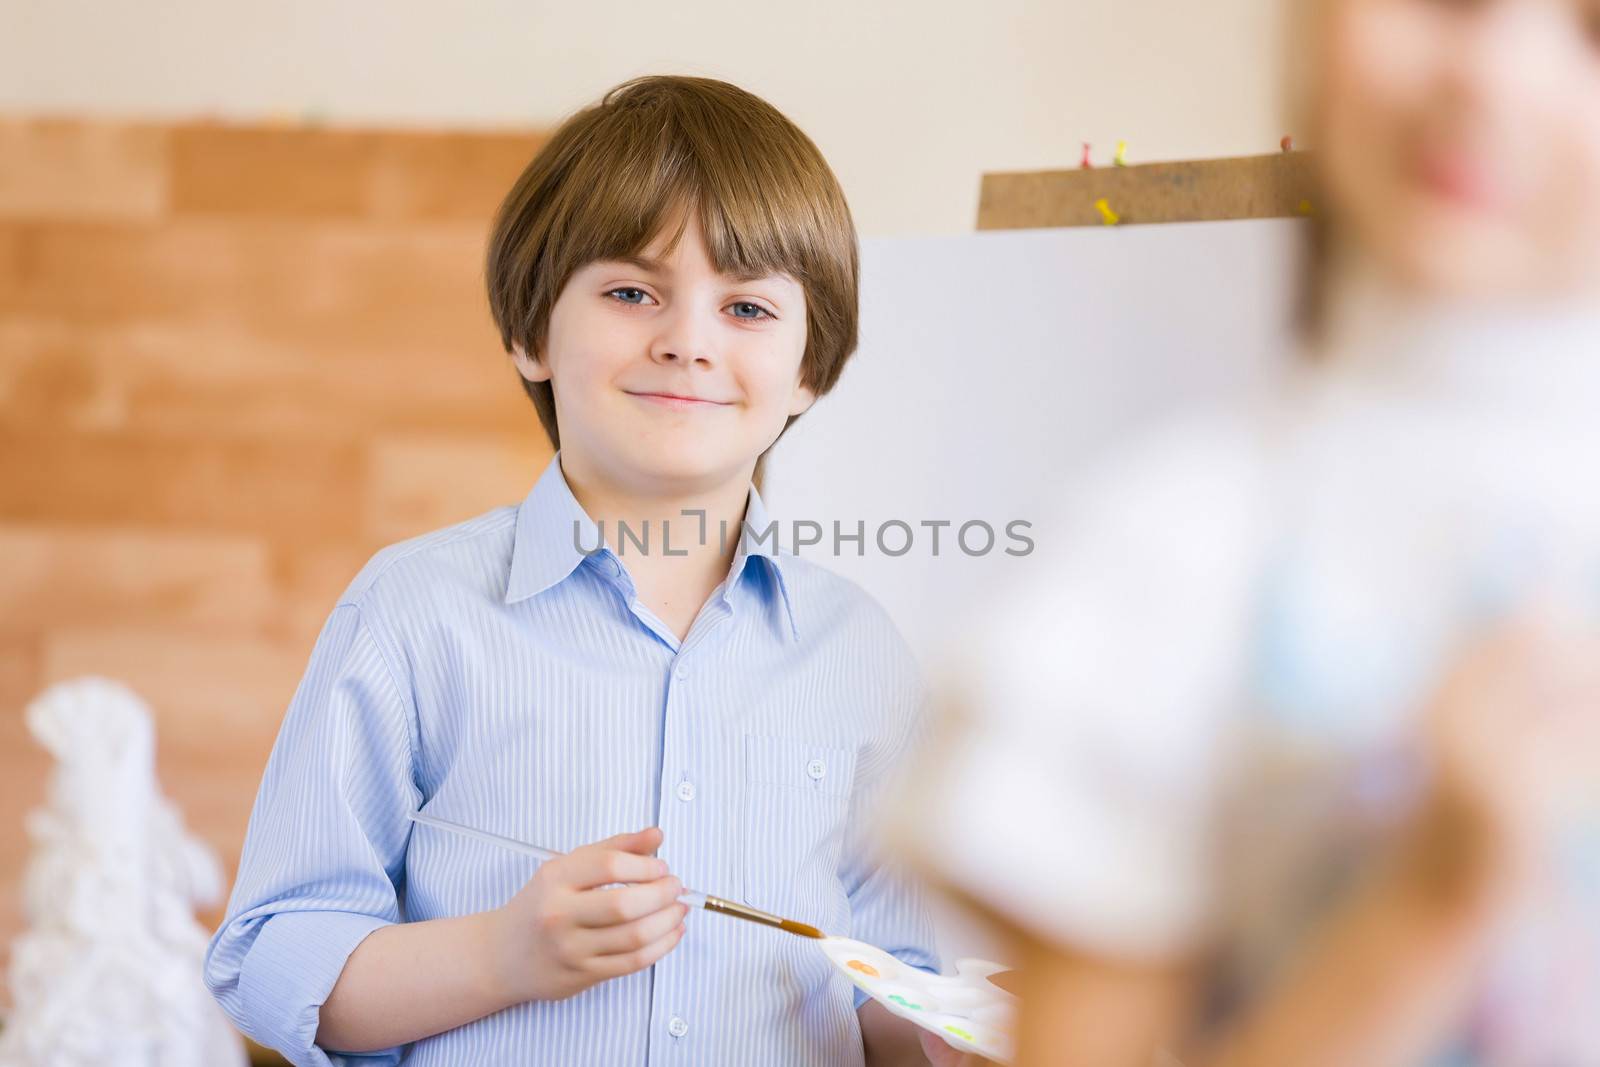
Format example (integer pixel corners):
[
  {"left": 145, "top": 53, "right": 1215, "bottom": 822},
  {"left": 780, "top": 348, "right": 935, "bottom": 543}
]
[
  {"left": 1383, "top": 213, "right": 1554, "bottom": 302},
  {"left": 1366, "top": 235, "right": 1505, "bottom": 305},
  {"left": 603, "top": 445, "right": 755, "bottom": 495}
]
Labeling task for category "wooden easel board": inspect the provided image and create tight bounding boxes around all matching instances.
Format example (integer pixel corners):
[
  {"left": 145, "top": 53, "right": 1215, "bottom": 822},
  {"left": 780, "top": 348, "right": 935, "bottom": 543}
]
[{"left": 977, "top": 152, "right": 1317, "bottom": 230}]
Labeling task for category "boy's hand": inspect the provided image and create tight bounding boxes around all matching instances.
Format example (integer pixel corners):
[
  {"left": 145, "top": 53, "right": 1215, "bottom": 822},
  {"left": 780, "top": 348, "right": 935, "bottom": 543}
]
[
  {"left": 917, "top": 1029, "right": 971, "bottom": 1066},
  {"left": 1422, "top": 612, "right": 1600, "bottom": 883},
  {"left": 485, "top": 827, "right": 687, "bottom": 1003}
]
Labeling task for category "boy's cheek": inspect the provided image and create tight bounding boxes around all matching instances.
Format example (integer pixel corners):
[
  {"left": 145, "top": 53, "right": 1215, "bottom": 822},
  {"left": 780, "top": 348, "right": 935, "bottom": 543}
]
[
  {"left": 736, "top": 356, "right": 808, "bottom": 417},
  {"left": 554, "top": 352, "right": 633, "bottom": 416}
]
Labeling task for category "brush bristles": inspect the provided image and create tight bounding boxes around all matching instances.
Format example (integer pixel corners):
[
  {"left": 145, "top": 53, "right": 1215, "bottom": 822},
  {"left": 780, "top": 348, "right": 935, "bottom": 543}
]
[{"left": 779, "top": 919, "right": 824, "bottom": 939}]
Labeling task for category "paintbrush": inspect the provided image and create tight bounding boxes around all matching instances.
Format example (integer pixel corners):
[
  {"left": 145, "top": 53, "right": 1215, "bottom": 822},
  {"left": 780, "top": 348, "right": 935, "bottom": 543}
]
[{"left": 407, "top": 810, "right": 825, "bottom": 940}]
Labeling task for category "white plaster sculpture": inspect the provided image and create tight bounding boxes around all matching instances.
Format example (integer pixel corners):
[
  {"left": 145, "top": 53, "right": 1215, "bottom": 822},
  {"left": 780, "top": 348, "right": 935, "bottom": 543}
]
[{"left": 0, "top": 677, "right": 246, "bottom": 1067}]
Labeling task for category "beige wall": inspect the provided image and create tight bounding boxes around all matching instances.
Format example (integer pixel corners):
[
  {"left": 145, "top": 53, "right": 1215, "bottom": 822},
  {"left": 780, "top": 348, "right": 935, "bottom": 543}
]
[{"left": 0, "top": 0, "right": 1289, "bottom": 236}]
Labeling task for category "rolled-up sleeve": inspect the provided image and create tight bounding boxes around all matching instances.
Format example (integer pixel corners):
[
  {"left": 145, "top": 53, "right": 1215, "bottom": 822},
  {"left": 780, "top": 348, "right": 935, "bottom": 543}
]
[{"left": 205, "top": 600, "right": 421, "bottom": 1067}]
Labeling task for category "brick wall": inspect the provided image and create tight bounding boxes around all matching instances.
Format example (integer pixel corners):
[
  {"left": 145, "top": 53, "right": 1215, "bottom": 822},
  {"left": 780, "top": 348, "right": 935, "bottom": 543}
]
[{"left": 0, "top": 119, "right": 556, "bottom": 1026}]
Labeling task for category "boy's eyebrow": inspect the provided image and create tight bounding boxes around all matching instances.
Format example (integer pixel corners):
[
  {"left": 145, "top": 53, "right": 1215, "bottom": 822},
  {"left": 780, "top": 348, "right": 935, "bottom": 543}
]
[
  {"left": 600, "top": 255, "right": 794, "bottom": 287},
  {"left": 614, "top": 254, "right": 666, "bottom": 273},
  {"left": 727, "top": 267, "right": 793, "bottom": 285}
]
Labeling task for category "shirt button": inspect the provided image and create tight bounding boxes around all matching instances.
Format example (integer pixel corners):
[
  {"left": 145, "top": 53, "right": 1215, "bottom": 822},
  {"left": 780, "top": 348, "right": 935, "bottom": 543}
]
[
  {"left": 674, "top": 663, "right": 689, "bottom": 680},
  {"left": 675, "top": 780, "right": 696, "bottom": 803},
  {"left": 667, "top": 1016, "right": 689, "bottom": 1038},
  {"left": 806, "top": 758, "right": 827, "bottom": 781}
]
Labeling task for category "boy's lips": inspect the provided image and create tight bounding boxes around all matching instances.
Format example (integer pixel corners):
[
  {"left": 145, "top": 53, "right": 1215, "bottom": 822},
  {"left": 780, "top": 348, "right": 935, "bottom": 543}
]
[
  {"left": 1410, "top": 146, "right": 1511, "bottom": 215},
  {"left": 624, "top": 390, "right": 734, "bottom": 409}
]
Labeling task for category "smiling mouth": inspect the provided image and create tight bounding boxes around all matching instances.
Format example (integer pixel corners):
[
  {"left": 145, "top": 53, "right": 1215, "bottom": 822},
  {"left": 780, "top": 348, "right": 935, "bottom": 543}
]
[
  {"left": 625, "top": 391, "right": 734, "bottom": 409},
  {"left": 1411, "top": 147, "right": 1509, "bottom": 216}
]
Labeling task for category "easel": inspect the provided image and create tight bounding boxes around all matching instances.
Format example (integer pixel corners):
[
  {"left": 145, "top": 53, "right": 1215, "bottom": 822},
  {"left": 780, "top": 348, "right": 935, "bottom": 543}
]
[{"left": 977, "top": 151, "right": 1317, "bottom": 230}]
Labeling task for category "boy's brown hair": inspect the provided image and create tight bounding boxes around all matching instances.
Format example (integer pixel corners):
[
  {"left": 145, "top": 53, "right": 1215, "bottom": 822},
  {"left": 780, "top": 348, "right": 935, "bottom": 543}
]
[{"left": 486, "top": 75, "right": 860, "bottom": 448}]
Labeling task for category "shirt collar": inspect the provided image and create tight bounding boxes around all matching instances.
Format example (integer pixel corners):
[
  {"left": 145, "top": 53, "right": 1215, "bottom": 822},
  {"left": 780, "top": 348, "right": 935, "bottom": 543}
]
[
  {"left": 504, "top": 453, "right": 602, "bottom": 605},
  {"left": 730, "top": 480, "right": 801, "bottom": 642},
  {"left": 504, "top": 453, "right": 800, "bottom": 641}
]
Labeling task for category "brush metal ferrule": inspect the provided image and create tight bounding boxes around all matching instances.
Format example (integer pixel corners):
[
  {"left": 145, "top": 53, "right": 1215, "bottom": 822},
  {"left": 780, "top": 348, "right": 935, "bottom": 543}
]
[{"left": 701, "top": 894, "right": 823, "bottom": 938}]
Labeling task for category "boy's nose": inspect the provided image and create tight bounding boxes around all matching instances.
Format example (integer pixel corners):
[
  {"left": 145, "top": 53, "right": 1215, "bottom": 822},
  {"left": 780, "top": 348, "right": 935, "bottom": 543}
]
[{"left": 648, "top": 308, "right": 717, "bottom": 368}]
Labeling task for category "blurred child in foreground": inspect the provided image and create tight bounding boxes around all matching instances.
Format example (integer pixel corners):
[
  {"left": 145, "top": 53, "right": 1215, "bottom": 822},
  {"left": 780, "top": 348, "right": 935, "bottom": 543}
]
[{"left": 895, "top": 1, "right": 1600, "bottom": 1063}]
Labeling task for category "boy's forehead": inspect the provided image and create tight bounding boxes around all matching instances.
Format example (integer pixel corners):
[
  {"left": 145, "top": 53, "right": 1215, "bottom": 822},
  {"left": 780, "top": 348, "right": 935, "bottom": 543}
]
[{"left": 637, "top": 204, "right": 802, "bottom": 282}]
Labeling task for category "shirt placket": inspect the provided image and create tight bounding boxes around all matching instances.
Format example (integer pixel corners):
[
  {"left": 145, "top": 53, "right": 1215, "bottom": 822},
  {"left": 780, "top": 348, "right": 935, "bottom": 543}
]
[{"left": 645, "top": 578, "right": 740, "bottom": 1065}]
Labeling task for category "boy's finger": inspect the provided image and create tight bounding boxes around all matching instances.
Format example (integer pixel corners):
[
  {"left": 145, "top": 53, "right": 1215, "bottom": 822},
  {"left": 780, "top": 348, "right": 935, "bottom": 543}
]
[
  {"left": 562, "top": 845, "right": 670, "bottom": 890},
  {"left": 597, "top": 827, "right": 664, "bottom": 855},
  {"left": 574, "top": 901, "right": 688, "bottom": 955},
  {"left": 571, "top": 875, "right": 683, "bottom": 926},
  {"left": 582, "top": 921, "right": 687, "bottom": 979}
]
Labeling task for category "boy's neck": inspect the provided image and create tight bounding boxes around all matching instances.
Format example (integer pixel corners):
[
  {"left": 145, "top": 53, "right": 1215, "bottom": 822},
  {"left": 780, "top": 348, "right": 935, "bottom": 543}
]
[{"left": 557, "top": 453, "right": 757, "bottom": 642}]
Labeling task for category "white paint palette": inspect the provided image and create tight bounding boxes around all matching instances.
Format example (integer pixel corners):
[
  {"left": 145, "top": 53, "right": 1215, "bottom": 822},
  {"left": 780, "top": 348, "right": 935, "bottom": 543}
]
[{"left": 820, "top": 937, "right": 1015, "bottom": 1062}]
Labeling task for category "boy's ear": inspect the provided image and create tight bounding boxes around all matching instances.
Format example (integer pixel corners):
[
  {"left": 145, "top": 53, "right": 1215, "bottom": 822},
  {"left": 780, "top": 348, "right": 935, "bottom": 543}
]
[
  {"left": 510, "top": 342, "right": 552, "bottom": 384},
  {"left": 787, "top": 380, "right": 817, "bottom": 418}
]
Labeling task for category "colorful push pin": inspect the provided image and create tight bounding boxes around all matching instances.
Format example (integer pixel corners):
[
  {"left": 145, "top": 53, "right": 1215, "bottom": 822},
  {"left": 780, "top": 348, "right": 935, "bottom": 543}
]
[
  {"left": 1080, "top": 142, "right": 1094, "bottom": 169},
  {"left": 1281, "top": 135, "right": 1295, "bottom": 153},
  {"left": 1297, "top": 199, "right": 1315, "bottom": 216},
  {"left": 1113, "top": 140, "right": 1129, "bottom": 167},
  {"left": 1094, "top": 197, "right": 1120, "bottom": 226}
]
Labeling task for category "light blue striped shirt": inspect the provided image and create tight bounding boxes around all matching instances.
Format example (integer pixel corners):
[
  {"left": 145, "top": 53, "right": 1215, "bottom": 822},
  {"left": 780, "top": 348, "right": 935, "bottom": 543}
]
[{"left": 204, "top": 452, "right": 937, "bottom": 1067}]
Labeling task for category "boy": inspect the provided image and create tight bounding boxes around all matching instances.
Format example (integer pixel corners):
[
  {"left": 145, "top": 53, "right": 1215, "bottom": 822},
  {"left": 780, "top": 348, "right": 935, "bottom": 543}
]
[{"left": 204, "top": 76, "right": 942, "bottom": 1066}]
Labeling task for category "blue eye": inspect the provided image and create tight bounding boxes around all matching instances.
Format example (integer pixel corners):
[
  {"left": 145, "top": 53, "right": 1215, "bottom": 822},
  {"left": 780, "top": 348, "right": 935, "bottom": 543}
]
[
  {"left": 607, "top": 287, "right": 651, "bottom": 305},
  {"left": 728, "top": 301, "right": 773, "bottom": 320}
]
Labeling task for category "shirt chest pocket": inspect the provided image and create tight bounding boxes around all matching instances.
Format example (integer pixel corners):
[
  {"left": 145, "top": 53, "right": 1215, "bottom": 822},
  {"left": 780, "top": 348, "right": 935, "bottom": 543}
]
[{"left": 740, "top": 733, "right": 857, "bottom": 924}]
